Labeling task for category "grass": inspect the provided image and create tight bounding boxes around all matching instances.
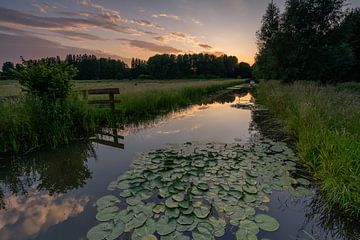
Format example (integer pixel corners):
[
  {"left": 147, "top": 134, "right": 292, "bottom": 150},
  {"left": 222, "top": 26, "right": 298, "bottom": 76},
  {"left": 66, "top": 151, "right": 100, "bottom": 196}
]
[
  {"left": 0, "top": 79, "right": 242, "bottom": 156},
  {"left": 0, "top": 79, "right": 240, "bottom": 97},
  {"left": 257, "top": 80, "right": 360, "bottom": 217}
]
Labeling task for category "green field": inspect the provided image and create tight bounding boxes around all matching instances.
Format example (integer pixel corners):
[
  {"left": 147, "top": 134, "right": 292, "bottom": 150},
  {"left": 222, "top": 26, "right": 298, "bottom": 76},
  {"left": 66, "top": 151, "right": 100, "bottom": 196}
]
[{"left": 0, "top": 79, "right": 240, "bottom": 97}]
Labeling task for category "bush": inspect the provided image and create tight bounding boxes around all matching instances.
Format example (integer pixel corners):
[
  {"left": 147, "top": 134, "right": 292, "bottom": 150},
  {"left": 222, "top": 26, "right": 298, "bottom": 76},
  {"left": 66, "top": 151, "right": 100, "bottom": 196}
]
[{"left": 13, "top": 60, "right": 78, "bottom": 101}]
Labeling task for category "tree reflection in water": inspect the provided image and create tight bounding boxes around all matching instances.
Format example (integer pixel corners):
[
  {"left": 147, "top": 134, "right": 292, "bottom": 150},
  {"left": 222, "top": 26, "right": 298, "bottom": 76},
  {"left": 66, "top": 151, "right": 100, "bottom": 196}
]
[{"left": 0, "top": 141, "right": 96, "bottom": 209}]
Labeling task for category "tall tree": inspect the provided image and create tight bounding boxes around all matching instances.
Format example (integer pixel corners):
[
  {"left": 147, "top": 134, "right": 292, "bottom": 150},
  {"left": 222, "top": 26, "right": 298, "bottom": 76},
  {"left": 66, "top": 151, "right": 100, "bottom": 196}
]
[{"left": 1, "top": 62, "right": 15, "bottom": 80}]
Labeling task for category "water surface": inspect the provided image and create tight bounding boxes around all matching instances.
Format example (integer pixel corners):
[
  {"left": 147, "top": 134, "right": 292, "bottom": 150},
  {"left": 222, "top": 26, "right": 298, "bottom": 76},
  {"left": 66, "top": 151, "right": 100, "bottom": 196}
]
[{"left": 0, "top": 91, "right": 358, "bottom": 240}]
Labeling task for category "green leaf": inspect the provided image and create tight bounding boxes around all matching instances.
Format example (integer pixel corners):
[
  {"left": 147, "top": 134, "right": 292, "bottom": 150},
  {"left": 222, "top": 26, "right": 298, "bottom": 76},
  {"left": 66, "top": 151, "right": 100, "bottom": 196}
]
[
  {"left": 96, "top": 195, "right": 120, "bottom": 210},
  {"left": 165, "top": 198, "right": 179, "bottom": 208},
  {"left": 87, "top": 223, "right": 113, "bottom": 240},
  {"left": 177, "top": 215, "right": 194, "bottom": 225},
  {"left": 157, "top": 216, "right": 177, "bottom": 235},
  {"left": 96, "top": 206, "right": 119, "bottom": 222},
  {"left": 107, "top": 220, "right": 125, "bottom": 240},
  {"left": 194, "top": 206, "right": 210, "bottom": 219},
  {"left": 254, "top": 214, "right": 279, "bottom": 232}
]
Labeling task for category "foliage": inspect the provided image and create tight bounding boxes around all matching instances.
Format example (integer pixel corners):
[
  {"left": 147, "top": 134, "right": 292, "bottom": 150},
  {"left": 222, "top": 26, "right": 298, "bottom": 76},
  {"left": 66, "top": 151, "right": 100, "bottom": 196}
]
[
  {"left": 13, "top": 60, "right": 77, "bottom": 101},
  {"left": 88, "top": 140, "right": 306, "bottom": 239},
  {"left": 1, "top": 61, "right": 15, "bottom": 80},
  {"left": 65, "top": 54, "right": 128, "bottom": 80},
  {"left": 254, "top": 0, "right": 359, "bottom": 83},
  {"left": 257, "top": 81, "right": 360, "bottom": 216}
]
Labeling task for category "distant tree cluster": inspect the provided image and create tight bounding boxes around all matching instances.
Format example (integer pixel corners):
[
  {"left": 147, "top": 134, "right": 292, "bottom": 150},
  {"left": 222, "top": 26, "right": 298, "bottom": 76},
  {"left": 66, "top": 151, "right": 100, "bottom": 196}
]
[
  {"left": 65, "top": 54, "right": 127, "bottom": 80},
  {"left": 130, "top": 54, "right": 252, "bottom": 79},
  {"left": 0, "top": 53, "right": 252, "bottom": 80},
  {"left": 254, "top": 0, "right": 360, "bottom": 83}
]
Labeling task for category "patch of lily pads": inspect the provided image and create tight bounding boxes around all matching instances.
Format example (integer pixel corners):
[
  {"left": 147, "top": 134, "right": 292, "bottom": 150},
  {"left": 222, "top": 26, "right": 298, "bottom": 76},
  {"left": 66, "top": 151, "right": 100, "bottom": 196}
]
[{"left": 87, "top": 139, "right": 312, "bottom": 240}]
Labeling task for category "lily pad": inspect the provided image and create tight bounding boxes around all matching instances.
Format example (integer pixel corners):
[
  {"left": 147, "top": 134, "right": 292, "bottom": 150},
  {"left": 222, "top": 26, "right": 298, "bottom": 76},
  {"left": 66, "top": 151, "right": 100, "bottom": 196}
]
[
  {"left": 194, "top": 206, "right": 210, "bottom": 219},
  {"left": 157, "top": 216, "right": 177, "bottom": 235},
  {"left": 254, "top": 214, "right": 280, "bottom": 232}
]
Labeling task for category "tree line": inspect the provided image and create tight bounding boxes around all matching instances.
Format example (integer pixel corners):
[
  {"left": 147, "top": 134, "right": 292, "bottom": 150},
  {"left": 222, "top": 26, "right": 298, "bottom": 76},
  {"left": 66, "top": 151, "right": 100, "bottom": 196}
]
[
  {"left": 0, "top": 53, "right": 252, "bottom": 80},
  {"left": 254, "top": 0, "right": 360, "bottom": 83}
]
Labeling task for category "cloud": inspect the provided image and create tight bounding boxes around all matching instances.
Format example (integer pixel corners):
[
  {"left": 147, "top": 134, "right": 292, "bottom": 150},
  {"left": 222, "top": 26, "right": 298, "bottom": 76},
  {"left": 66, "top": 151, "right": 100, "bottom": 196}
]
[
  {"left": 192, "top": 18, "right": 203, "bottom": 26},
  {"left": 77, "top": 0, "right": 164, "bottom": 30},
  {"left": 130, "top": 19, "right": 164, "bottom": 30},
  {"left": 32, "top": 1, "right": 58, "bottom": 13},
  {"left": 154, "top": 32, "right": 196, "bottom": 43},
  {"left": 0, "top": 7, "right": 154, "bottom": 36},
  {"left": 0, "top": 190, "right": 89, "bottom": 240},
  {"left": 0, "top": 32, "right": 130, "bottom": 66},
  {"left": 118, "top": 38, "right": 181, "bottom": 53},
  {"left": 203, "top": 51, "right": 226, "bottom": 57},
  {"left": 52, "top": 30, "right": 106, "bottom": 41},
  {"left": 152, "top": 13, "right": 180, "bottom": 20},
  {"left": 198, "top": 43, "right": 213, "bottom": 50}
]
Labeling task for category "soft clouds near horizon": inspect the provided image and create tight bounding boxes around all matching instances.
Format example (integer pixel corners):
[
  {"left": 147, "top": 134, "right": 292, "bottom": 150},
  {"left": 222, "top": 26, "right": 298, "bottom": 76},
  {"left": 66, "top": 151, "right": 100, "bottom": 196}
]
[{"left": 0, "top": 0, "right": 359, "bottom": 66}]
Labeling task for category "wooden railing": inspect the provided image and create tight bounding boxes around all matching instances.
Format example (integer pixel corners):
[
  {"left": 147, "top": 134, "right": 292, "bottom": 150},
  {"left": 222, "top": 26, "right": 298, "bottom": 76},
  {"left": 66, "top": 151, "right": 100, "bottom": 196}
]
[{"left": 81, "top": 88, "right": 121, "bottom": 112}]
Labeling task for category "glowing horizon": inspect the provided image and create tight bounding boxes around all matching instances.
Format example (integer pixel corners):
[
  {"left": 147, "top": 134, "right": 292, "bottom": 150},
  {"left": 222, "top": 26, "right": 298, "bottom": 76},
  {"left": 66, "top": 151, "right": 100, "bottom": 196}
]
[{"left": 0, "top": 0, "right": 359, "bottom": 66}]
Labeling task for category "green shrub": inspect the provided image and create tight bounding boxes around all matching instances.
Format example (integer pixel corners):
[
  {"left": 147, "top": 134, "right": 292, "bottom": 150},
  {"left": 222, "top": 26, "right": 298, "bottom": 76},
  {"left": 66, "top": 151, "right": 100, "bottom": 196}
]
[{"left": 13, "top": 61, "right": 78, "bottom": 101}]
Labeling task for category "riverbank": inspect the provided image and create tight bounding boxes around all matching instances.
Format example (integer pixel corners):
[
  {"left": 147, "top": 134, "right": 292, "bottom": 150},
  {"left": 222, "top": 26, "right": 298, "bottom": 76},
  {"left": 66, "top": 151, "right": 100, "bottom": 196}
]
[
  {"left": 0, "top": 80, "right": 242, "bottom": 156},
  {"left": 257, "top": 80, "right": 360, "bottom": 217}
]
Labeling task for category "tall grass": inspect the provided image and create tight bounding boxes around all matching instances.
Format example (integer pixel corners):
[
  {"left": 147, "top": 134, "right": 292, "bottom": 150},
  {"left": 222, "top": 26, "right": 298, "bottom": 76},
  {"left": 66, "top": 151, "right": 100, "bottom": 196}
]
[
  {"left": 0, "top": 80, "right": 241, "bottom": 156},
  {"left": 257, "top": 80, "right": 360, "bottom": 217},
  {"left": 118, "top": 82, "right": 239, "bottom": 121}
]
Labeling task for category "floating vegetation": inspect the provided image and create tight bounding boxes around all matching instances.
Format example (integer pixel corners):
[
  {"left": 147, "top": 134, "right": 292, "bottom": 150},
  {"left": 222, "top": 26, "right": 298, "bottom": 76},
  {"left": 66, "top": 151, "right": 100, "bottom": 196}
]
[{"left": 87, "top": 139, "right": 312, "bottom": 240}]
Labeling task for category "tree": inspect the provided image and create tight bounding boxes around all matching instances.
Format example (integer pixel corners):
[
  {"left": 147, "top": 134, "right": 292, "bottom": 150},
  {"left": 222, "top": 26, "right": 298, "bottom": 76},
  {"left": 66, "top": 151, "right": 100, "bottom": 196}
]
[
  {"left": 1, "top": 62, "right": 15, "bottom": 79},
  {"left": 238, "top": 62, "right": 252, "bottom": 79},
  {"left": 254, "top": 1, "right": 281, "bottom": 80}
]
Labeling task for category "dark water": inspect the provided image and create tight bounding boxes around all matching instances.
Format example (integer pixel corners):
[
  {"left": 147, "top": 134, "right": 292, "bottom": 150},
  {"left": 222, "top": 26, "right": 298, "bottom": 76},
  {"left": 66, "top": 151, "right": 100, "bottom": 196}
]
[{"left": 0, "top": 91, "right": 359, "bottom": 240}]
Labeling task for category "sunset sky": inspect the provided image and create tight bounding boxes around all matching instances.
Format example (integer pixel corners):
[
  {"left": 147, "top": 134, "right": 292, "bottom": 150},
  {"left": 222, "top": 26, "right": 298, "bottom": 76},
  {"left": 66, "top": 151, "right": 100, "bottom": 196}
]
[{"left": 1, "top": 0, "right": 360, "bottom": 66}]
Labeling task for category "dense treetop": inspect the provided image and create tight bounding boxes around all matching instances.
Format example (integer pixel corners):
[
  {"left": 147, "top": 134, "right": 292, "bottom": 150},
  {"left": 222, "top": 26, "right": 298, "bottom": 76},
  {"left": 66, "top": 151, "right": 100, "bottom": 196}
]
[{"left": 254, "top": 0, "right": 360, "bottom": 83}]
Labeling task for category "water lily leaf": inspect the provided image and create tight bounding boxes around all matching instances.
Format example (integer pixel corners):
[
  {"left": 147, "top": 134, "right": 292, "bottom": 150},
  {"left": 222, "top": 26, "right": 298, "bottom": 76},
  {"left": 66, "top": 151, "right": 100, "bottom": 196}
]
[
  {"left": 243, "top": 185, "right": 258, "bottom": 194},
  {"left": 141, "top": 235, "right": 157, "bottom": 240},
  {"left": 165, "top": 208, "right": 180, "bottom": 218},
  {"left": 296, "top": 187, "right": 312, "bottom": 196},
  {"left": 172, "top": 193, "right": 185, "bottom": 202},
  {"left": 138, "top": 190, "right": 153, "bottom": 200},
  {"left": 198, "top": 182, "right": 209, "bottom": 191},
  {"left": 127, "top": 197, "right": 143, "bottom": 206},
  {"left": 177, "top": 215, "right": 194, "bottom": 225},
  {"left": 96, "top": 195, "right": 120, "bottom": 210},
  {"left": 254, "top": 214, "right": 279, "bottom": 232},
  {"left": 165, "top": 198, "right": 179, "bottom": 208},
  {"left": 132, "top": 219, "right": 156, "bottom": 240},
  {"left": 87, "top": 222, "right": 113, "bottom": 240},
  {"left": 297, "top": 178, "right": 311, "bottom": 186},
  {"left": 157, "top": 216, "right": 177, "bottom": 235},
  {"left": 192, "top": 230, "right": 214, "bottom": 240},
  {"left": 160, "top": 231, "right": 190, "bottom": 240},
  {"left": 131, "top": 213, "right": 148, "bottom": 228},
  {"left": 107, "top": 220, "right": 125, "bottom": 240},
  {"left": 96, "top": 206, "right": 119, "bottom": 222},
  {"left": 153, "top": 204, "right": 166, "bottom": 214},
  {"left": 194, "top": 206, "right": 210, "bottom": 219},
  {"left": 120, "top": 189, "right": 133, "bottom": 198}
]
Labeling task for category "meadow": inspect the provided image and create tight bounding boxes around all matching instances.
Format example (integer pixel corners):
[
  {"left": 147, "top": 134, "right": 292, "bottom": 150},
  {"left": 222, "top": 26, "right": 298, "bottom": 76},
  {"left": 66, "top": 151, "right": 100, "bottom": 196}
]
[
  {"left": 257, "top": 80, "right": 360, "bottom": 217},
  {"left": 0, "top": 79, "right": 239, "bottom": 97}
]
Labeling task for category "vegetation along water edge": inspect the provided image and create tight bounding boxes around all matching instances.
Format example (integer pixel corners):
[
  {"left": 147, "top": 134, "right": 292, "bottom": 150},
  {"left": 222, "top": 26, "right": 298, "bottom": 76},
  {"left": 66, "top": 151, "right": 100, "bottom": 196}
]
[
  {"left": 0, "top": 61, "right": 243, "bottom": 157},
  {"left": 257, "top": 80, "right": 360, "bottom": 217}
]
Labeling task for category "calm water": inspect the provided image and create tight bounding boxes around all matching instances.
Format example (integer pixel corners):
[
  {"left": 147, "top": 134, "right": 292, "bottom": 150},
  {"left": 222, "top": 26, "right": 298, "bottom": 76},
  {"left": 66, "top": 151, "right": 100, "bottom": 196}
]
[{"left": 0, "top": 91, "right": 359, "bottom": 240}]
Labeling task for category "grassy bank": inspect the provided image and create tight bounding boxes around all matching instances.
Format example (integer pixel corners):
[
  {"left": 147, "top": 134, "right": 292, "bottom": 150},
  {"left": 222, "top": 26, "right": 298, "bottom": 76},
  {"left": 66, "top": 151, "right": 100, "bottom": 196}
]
[
  {"left": 257, "top": 80, "right": 360, "bottom": 217},
  {"left": 0, "top": 79, "right": 240, "bottom": 97},
  {"left": 0, "top": 80, "right": 242, "bottom": 156}
]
